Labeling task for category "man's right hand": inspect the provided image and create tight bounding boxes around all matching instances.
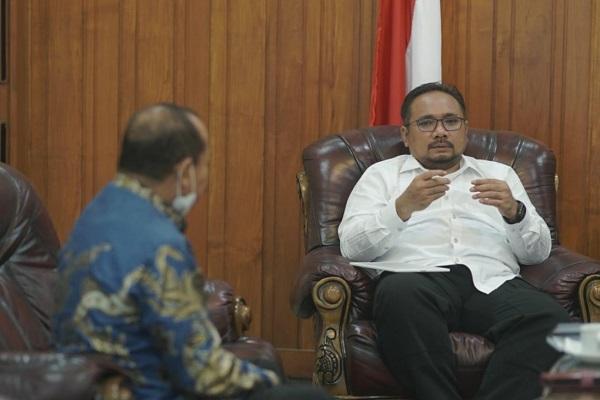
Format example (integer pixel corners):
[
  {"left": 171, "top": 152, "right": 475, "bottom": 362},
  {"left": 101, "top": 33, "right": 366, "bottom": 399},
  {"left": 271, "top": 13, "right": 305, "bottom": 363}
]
[{"left": 395, "top": 170, "right": 450, "bottom": 221}]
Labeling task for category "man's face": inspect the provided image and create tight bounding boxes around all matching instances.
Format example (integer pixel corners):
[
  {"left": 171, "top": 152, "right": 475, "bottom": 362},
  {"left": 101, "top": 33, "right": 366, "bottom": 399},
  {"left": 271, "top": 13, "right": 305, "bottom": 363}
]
[{"left": 400, "top": 91, "right": 468, "bottom": 171}]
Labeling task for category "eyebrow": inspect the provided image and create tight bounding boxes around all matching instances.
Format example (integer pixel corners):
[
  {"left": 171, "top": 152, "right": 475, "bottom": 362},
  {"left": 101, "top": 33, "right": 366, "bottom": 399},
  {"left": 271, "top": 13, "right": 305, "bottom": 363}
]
[{"left": 417, "top": 112, "right": 461, "bottom": 119}]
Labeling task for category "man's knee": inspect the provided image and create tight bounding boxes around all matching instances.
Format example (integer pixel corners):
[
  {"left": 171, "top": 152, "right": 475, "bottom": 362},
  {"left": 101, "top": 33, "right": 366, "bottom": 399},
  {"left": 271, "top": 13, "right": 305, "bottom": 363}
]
[
  {"left": 539, "top": 299, "right": 571, "bottom": 330},
  {"left": 512, "top": 296, "right": 571, "bottom": 341},
  {"left": 529, "top": 289, "right": 571, "bottom": 327}
]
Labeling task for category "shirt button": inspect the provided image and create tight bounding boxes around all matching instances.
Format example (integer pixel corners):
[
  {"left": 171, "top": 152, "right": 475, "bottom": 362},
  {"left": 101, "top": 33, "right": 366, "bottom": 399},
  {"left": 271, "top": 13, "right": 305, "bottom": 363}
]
[
  {"left": 452, "top": 213, "right": 457, "bottom": 219},
  {"left": 444, "top": 195, "right": 449, "bottom": 200},
  {"left": 454, "top": 257, "right": 460, "bottom": 263},
  {"left": 453, "top": 238, "right": 458, "bottom": 243}
]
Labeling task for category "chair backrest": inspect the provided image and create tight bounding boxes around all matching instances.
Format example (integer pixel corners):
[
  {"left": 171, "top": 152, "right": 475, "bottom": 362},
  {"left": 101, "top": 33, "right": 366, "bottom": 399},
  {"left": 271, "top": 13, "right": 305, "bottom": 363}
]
[
  {"left": 0, "top": 162, "right": 60, "bottom": 350},
  {"left": 299, "top": 126, "right": 558, "bottom": 254}
]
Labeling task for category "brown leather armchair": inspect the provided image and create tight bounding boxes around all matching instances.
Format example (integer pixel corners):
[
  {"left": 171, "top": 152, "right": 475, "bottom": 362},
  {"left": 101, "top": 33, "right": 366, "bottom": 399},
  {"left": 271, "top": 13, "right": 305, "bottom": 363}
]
[
  {"left": 0, "top": 162, "right": 282, "bottom": 400},
  {"left": 291, "top": 125, "right": 600, "bottom": 399}
]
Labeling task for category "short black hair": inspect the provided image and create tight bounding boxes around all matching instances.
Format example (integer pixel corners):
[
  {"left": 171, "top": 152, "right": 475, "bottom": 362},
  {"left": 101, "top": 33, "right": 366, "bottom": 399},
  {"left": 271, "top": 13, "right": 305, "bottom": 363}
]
[
  {"left": 117, "top": 103, "right": 206, "bottom": 181},
  {"left": 400, "top": 82, "right": 467, "bottom": 124}
]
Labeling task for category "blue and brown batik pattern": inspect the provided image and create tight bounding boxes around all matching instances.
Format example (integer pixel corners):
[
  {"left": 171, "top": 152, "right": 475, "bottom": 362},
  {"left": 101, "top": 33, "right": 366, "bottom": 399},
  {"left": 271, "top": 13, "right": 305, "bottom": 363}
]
[{"left": 53, "top": 174, "right": 278, "bottom": 399}]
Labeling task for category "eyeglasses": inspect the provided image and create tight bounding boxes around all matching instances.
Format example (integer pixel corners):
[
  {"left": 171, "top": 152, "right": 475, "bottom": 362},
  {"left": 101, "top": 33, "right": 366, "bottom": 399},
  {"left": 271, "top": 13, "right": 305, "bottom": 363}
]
[{"left": 405, "top": 116, "right": 466, "bottom": 133}]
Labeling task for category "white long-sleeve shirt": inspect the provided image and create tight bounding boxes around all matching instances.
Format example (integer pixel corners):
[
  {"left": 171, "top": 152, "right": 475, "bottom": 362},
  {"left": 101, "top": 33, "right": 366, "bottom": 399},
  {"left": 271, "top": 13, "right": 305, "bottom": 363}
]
[{"left": 338, "top": 155, "right": 551, "bottom": 294}]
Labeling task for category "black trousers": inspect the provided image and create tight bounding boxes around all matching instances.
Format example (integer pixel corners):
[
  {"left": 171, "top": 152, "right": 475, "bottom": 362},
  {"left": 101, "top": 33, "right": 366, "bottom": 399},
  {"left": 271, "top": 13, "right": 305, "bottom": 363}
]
[{"left": 373, "top": 265, "right": 570, "bottom": 400}]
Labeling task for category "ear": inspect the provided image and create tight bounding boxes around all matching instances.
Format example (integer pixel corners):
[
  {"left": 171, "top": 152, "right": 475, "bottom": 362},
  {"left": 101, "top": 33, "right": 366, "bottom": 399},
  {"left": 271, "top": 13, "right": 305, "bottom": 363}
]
[
  {"left": 174, "top": 157, "right": 194, "bottom": 190},
  {"left": 400, "top": 125, "right": 409, "bottom": 146},
  {"left": 175, "top": 157, "right": 194, "bottom": 175}
]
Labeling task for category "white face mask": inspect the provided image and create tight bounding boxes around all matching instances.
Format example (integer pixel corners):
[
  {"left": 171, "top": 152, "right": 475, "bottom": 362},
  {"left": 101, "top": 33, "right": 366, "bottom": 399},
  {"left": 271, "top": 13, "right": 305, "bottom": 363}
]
[{"left": 172, "top": 166, "right": 197, "bottom": 216}]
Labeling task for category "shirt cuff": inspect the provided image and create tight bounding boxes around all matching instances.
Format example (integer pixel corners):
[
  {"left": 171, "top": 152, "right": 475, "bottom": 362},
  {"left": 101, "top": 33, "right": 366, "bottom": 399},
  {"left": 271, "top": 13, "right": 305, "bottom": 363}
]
[
  {"left": 378, "top": 200, "right": 407, "bottom": 232},
  {"left": 504, "top": 205, "right": 534, "bottom": 233}
]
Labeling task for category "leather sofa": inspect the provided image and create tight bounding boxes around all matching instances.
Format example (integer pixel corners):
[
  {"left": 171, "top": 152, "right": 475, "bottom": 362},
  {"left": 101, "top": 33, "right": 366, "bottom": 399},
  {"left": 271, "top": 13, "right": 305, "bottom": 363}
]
[
  {"left": 0, "top": 162, "right": 281, "bottom": 400},
  {"left": 291, "top": 126, "right": 600, "bottom": 399}
]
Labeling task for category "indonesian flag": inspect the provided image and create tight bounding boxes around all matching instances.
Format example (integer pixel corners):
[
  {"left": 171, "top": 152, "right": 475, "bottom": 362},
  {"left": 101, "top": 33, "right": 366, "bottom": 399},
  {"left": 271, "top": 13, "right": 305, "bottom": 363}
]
[{"left": 369, "top": 0, "right": 442, "bottom": 126}]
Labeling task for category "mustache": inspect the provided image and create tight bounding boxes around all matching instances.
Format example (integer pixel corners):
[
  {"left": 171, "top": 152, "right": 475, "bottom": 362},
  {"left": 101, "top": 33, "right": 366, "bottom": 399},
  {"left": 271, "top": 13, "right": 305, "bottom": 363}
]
[{"left": 429, "top": 140, "right": 454, "bottom": 149}]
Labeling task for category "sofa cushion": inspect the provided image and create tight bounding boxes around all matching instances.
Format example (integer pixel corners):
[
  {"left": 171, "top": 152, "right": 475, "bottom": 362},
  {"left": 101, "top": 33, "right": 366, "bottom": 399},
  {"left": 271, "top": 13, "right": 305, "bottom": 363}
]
[{"left": 345, "top": 321, "right": 493, "bottom": 398}]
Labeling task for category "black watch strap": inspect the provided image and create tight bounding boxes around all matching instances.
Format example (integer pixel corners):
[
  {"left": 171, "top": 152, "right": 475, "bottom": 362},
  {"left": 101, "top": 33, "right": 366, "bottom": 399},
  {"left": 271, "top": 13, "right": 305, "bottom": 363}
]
[{"left": 503, "top": 201, "right": 526, "bottom": 224}]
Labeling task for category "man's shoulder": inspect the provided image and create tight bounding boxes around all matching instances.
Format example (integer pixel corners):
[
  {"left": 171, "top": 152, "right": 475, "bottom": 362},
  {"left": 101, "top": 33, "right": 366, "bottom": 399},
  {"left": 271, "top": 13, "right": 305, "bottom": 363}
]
[
  {"left": 71, "top": 184, "right": 189, "bottom": 257},
  {"left": 89, "top": 183, "right": 176, "bottom": 227}
]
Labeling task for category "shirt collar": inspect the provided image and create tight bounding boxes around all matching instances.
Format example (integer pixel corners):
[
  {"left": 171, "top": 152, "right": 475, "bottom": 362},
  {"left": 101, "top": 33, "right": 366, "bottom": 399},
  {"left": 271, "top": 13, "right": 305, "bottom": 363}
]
[
  {"left": 399, "top": 156, "right": 427, "bottom": 174},
  {"left": 461, "top": 155, "right": 486, "bottom": 177},
  {"left": 113, "top": 173, "right": 186, "bottom": 231},
  {"left": 399, "top": 154, "right": 485, "bottom": 178}
]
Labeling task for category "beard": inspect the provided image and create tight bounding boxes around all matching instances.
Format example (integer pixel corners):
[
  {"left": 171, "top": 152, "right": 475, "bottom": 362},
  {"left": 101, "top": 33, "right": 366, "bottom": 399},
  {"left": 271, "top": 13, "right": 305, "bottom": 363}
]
[
  {"left": 423, "top": 153, "right": 462, "bottom": 171},
  {"left": 420, "top": 140, "right": 462, "bottom": 171}
]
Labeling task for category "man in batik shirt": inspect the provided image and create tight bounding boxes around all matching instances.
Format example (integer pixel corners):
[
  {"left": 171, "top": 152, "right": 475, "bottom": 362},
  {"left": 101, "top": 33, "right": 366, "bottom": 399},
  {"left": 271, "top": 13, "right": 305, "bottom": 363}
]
[{"left": 53, "top": 104, "right": 330, "bottom": 400}]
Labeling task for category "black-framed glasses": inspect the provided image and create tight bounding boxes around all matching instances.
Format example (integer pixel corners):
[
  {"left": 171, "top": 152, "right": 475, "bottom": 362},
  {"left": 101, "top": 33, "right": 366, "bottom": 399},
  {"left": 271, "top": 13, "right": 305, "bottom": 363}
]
[{"left": 405, "top": 116, "right": 466, "bottom": 133}]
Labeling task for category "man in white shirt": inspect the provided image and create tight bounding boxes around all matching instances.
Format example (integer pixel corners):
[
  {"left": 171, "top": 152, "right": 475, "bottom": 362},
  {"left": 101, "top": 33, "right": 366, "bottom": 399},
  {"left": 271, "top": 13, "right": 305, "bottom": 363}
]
[{"left": 338, "top": 82, "right": 569, "bottom": 400}]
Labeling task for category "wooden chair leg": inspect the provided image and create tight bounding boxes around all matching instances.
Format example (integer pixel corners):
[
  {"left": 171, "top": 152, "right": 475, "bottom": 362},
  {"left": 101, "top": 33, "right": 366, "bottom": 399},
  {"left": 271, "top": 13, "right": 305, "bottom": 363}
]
[{"left": 312, "top": 277, "right": 352, "bottom": 396}]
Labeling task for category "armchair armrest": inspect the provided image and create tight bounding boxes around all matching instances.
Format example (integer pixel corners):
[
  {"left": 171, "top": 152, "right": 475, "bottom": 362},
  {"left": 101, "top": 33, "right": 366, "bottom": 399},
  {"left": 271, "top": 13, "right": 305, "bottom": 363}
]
[
  {"left": 204, "top": 279, "right": 251, "bottom": 342},
  {"left": 290, "top": 246, "right": 374, "bottom": 396},
  {"left": 520, "top": 245, "right": 600, "bottom": 321},
  {"left": 290, "top": 245, "right": 375, "bottom": 320}
]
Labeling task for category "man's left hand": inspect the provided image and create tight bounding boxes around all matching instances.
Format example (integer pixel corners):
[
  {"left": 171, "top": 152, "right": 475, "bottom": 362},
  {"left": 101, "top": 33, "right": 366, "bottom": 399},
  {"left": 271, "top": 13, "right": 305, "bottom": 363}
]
[{"left": 470, "top": 179, "right": 518, "bottom": 220}]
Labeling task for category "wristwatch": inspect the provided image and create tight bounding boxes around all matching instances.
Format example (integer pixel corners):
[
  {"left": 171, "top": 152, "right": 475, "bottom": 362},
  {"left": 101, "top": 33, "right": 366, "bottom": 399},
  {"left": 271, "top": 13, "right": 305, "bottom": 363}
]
[{"left": 503, "top": 201, "right": 526, "bottom": 224}]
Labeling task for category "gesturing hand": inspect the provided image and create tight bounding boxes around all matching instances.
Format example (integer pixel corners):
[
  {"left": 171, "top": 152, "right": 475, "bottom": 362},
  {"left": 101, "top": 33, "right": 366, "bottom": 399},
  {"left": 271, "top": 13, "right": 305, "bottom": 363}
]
[
  {"left": 470, "top": 179, "right": 518, "bottom": 219},
  {"left": 395, "top": 170, "right": 450, "bottom": 221}
]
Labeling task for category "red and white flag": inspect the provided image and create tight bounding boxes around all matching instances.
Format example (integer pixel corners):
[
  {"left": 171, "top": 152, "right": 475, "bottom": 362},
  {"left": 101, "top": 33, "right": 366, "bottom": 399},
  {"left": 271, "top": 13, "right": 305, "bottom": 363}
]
[{"left": 369, "top": 0, "right": 442, "bottom": 126}]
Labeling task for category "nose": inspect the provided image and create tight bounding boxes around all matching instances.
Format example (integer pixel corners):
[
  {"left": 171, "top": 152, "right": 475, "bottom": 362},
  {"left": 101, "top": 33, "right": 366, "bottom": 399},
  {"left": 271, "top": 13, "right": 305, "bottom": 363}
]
[{"left": 432, "top": 120, "right": 448, "bottom": 138}]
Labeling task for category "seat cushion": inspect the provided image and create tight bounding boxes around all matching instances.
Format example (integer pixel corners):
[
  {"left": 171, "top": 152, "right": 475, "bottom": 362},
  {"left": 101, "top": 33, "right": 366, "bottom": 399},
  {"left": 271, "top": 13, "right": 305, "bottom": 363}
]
[
  {"left": 0, "top": 352, "right": 127, "bottom": 400},
  {"left": 345, "top": 321, "right": 494, "bottom": 398}
]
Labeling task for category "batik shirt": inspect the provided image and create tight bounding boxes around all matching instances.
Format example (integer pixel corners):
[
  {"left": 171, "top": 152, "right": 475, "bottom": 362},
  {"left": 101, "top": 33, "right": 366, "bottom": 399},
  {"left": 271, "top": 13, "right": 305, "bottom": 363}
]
[{"left": 52, "top": 174, "right": 279, "bottom": 399}]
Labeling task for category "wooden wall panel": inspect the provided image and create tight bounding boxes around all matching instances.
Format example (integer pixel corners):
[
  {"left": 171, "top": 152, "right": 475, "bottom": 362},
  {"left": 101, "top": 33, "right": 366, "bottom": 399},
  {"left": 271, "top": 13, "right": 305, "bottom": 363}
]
[
  {"left": 262, "top": 0, "right": 377, "bottom": 353},
  {"left": 511, "top": 0, "right": 554, "bottom": 143},
  {"left": 8, "top": 0, "right": 31, "bottom": 168},
  {"left": 205, "top": 0, "right": 228, "bottom": 289},
  {"left": 588, "top": 0, "right": 600, "bottom": 256},
  {"left": 10, "top": 0, "right": 599, "bottom": 380},
  {"left": 137, "top": 1, "right": 174, "bottom": 106},
  {"left": 0, "top": 6, "right": 5, "bottom": 83},
  {"left": 463, "top": 1, "right": 493, "bottom": 128},
  {"left": 27, "top": 0, "right": 49, "bottom": 202},
  {"left": 9, "top": 0, "right": 374, "bottom": 349},
  {"left": 264, "top": 0, "right": 305, "bottom": 347},
  {"left": 117, "top": 0, "right": 136, "bottom": 137},
  {"left": 548, "top": 1, "right": 565, "bottom": 161},
  {"left": 442, "top": 0, "right": 600, "bottom": 259},
  {"left": 559, "top": 1, "right": 592, "bottom": 252},
  {"left": 223, "top": 0, "right": 268, "bottom": 335},
  {"left": 0, "top": 0, "right": 7, "bottom": 133},
  {"left": 489, "top": 0, "right": 513, "bottom": 130},
  {"left": 83, "top": 0, "right": 121, "bottom": 205},
  {"left": 180, "top": 0, "right": 211, "bottom": 270},
  {"left": 46, "top": 1, "right": 83, "bottom": 235}
]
